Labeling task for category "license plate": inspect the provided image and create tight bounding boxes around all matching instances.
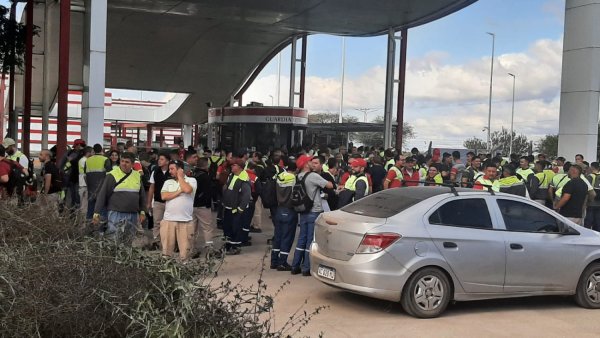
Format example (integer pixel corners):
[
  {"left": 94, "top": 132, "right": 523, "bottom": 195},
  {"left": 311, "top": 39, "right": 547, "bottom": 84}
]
[{"left": 317, "top": 265, "right": 336, "bottom": 280}]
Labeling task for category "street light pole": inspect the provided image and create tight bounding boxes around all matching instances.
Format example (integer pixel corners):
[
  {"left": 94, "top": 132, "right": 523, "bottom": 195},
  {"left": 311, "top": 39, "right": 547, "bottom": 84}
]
[
  {"left": 508, "top": 73, "right": 516, "bottom": 156},
  {"left": 486, "top": 32, "right": 495, "bottom": 153},
  {"left": 269, "top": 94, "right": 274, "bottom": 106},
  {"left": 339, "top": 37, "right": 346, "bottom": 123}
]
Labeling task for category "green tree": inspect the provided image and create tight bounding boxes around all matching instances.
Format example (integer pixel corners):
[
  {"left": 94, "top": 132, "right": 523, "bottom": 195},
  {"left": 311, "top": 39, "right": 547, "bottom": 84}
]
[
  {"left": 352, "top": 115, "right": 415, "bottom": 148},
  {"left": 536, "top": 134, "right": 558, "bottom": 157},
  {"left": 308, "top": 112, "right": 359, "bottom": 124},
  {"left": 463, "top": 137, "right": 487, "bottom": 151},
  {"left": 490, "top": 127, "right": 529, "bottom": 156},
  {"left": 0, "top": 3, "right": 30, "bottom": 75}
]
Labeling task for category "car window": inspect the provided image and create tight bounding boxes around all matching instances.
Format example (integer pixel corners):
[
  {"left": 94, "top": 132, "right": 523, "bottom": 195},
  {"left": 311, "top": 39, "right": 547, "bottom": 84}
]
[
  {"left": 341, "top": 191, "right": 424, "bottom": 218},
  {"left": 497, "top": 199, "right": 559, "bottom": 233},
  {"left": 428, "top": 198, "right": 493, "bottom": 229}
]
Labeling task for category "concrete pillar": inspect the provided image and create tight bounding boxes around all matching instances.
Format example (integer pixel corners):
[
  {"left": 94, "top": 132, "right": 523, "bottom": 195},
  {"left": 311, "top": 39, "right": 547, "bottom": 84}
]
[
  {"left": 558, "top": 0, "right": 600, "bottom": 162},
  {"left": 183, "top": 124, "right": 193, "bottom": 147},
  {"left": 80, "top": 0, "right": 107, "bottom": 146}
]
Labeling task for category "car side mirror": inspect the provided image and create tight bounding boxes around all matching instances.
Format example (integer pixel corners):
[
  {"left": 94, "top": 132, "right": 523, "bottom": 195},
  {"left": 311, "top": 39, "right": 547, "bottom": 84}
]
[{"left": 559, "top": 222, "right": 579, "bottom": 235}]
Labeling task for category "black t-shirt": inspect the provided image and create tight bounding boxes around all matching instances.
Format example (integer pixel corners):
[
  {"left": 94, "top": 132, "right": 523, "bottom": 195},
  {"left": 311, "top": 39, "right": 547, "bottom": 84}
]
[
  {"left": 43, "top": 161, "right": 61, "bottom": 194},
  {"left": 560, "top": 178, "right": 588, "bottom": 218},
  {"left": 321, "top": 171, "right": 338, "bottom": 210},
  {"left": 192, "top": 168, "right": 212, "bottom": 208},
  {"left": 368, "top": 164, "right": 387, "bottom": 193}
]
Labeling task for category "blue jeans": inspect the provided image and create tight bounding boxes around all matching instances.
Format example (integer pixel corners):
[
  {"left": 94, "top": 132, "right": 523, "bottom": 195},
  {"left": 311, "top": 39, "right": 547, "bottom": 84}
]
[
  {"left": 291, "top": 212, "right": 320, "bottom": 272},
  {"left": 105, "top": 211, "right": 138, "bottom": 244},
  {"left": 271, "top": 207, "right": 297, "bottom": 266},
  {"left": 87, "top": 195, "right": 107, "bottom": 220}
]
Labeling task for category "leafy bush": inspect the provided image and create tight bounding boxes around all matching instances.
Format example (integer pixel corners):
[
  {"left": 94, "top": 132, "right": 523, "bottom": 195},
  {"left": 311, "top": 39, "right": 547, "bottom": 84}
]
[{"left": 0, "top": 201, "right": 326, "bottom": 337}]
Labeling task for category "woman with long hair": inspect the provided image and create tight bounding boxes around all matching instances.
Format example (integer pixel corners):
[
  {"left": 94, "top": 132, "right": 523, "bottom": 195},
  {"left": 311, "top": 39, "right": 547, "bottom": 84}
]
[{"left": 108, "top": 150, "right": 120, "bottom": 169}]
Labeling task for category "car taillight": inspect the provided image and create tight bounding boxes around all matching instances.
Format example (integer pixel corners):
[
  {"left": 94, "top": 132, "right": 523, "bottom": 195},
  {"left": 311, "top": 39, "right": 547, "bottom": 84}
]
[{"left": 356, "top": 233, "right": 401, "bottom": 254}]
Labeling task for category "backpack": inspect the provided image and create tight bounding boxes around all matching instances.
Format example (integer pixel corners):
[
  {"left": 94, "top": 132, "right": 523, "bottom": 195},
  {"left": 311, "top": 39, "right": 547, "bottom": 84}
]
[
  {"left": 291, "top": 172, "right": 316, "bottom": 213},
  {"left": 2, "top": 159, "right": 24, "bottom": 195}
]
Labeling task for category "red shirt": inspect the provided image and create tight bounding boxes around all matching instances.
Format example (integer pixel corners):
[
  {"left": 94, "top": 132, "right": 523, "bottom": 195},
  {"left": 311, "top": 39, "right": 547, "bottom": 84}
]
[
  {"left": 402, "top": 168, "right": 420, "bottom": 187},
  {"left": 0, "top": 160, "right": 12, "bottom": 183},
  {"left": 385, "top": 167, "right": 403, "bottom": 188},
  {"left": 246, "top": 169, "right": 257, "bottom": 193},
  {"left": 340, "top": 171, "right": 350, "bottom": 186}
]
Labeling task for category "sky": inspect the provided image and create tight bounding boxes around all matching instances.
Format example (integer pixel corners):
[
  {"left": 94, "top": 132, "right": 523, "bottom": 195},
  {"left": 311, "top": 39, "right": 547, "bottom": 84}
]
[
  {"left": 244, "top": 0, "right": 567, "bottom": 150},
  {"left": 2, "top": 0, "right": 567, "bottom": 150}
]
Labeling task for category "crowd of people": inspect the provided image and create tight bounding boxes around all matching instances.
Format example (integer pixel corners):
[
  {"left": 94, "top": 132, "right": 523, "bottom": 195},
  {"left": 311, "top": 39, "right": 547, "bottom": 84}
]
[{"left": 1, "top": 137, "right": 599, "bottom": 270}]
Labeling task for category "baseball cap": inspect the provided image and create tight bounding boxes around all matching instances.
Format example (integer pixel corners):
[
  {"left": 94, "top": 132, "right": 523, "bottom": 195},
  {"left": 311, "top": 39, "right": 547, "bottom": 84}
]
[
  {"left": 2, "top": 138, "right": 15, "bottom": 147},
  {"left": 296, "top": 155, "right": 314, "bottom": 169},
  {"left": 73, "top": 139, "right": 86, "bottom": 147},
  {"left": 351, "top": 158, "right": 367, "bottom": 168}
]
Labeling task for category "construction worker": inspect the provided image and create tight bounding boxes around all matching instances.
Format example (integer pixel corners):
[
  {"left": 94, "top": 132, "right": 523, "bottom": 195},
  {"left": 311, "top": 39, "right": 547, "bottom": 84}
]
[
  {"left": 2, "top": 137, "right": 29, "bottom": 175},
  {"left": 516, "top": 156, "right": 535, "bottom": 183},
  {"left": 383, "top": 154, "right": 405, "bottom": 189},
  {"left": 93, "top": 152, "right": 147, "bottom": 243},
  {"left": 498, "top": 165, "right": 528, "bottom": 197},
  {"left": 384, "top": 148, "right": 396, "bottom": 171},
  {"left": 2, "top": 138, "right": 30, "bottom": 203},
  {"left": 585, "top": 162, "right": 600, "bottom": 231},
  {"left": 221, "top": 158, "right": 251, "bottom": 255},
  {"left": 424, "top": 165, "right": 443, "bottom": 186},
  {"left": 271, "top": 162, "right": 297, "bottom": 271},
  {"left": 337, "top": 158, "right": 370, "bottom": 208},
  {"left": 473, "top": 162, "right": 500, "bottom": 192},
  {"left": 85, "top": 144, "right": 112, "bottom": 220},
  {"left": 549, "top": 162, "right": 571, "bottom": 204},
  {"left": 462, "top": 156, "right": 484, "bottom": 188},
  {"left": 528, "top": 161, "right": 552, "bottom": 205}
]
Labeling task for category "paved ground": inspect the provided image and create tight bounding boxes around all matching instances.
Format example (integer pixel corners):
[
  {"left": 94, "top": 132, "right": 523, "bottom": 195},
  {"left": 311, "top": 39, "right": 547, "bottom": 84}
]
[{"left": 214, "top": 211, "right": 600, "bottom": 338}]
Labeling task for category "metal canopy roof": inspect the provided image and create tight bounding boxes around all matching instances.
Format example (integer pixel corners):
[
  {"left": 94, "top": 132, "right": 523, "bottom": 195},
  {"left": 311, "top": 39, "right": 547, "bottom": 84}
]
[{"left": 104, "top": 0, "right": 477, "bottom": 124}]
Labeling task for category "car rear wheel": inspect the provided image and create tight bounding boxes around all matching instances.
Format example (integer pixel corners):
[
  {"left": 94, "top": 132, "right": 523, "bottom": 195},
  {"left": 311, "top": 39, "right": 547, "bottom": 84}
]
[
  {"left": 575, "top": 263, "right": 600, "bottom": 309},
  {"left": 401, "top": 267, "right": 451, "bottom": 318}
]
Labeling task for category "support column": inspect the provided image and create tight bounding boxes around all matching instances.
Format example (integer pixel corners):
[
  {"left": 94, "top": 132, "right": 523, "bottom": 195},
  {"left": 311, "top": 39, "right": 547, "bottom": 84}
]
[
  {"left": 41, "top": 0, "right": 51, "bottom": 149},
  {"left": 7, "top": 2, "right": 17, "bottom": 140},
  {"left": 81, "top": 0, "right": 107, "bottom": 146},
  {"left": 289, "top": 36, "right": 297, "bottom": 108},
  {"left": 57, "top": 0, "right": 71, "bottom": 160},
  {"left": 383, "top": 28, "right": 396, "bottom": 149},
  {"left": 299, "top": 34, "right": 307, "bottom": 108},
  {"left": 23, "top": 0, "right": 34, "bottom": 157},
  {"left": 558, "top": 0, "right": 600, "bottom": 161},
  {"left": 194, "top": 124, "right": 200, "bottom": 147},
  {"left": 0, "top": 74, "right": 5, "bottom": 143},
  {"left": 395, "top": 29, "right": 408, "bottom": 151},
  {"left": 183, "top": 124, "right": 193, "bottom": 148},
  {"left": 146, "top": 124, "right": 152, "bottom": 150}
]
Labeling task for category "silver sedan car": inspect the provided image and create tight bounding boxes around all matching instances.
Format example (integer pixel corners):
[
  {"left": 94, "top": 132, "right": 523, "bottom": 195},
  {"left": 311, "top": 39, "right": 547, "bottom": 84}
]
[{"left": 310, "top": 187, "right": 600, "bottom": 318}]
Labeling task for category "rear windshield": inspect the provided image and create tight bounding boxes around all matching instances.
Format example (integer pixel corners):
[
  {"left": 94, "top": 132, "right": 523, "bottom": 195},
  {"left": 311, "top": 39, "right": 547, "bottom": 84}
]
[{"left": 341, "top": 191, "right": 425, "bottom": 218}]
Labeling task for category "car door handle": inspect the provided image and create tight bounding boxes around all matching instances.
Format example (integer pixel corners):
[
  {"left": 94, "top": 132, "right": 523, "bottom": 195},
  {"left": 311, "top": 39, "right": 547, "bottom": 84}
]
[
  {"left": 510, "top": 243, "right": 523, "bottom": 250},
  {"left": 443, "top": 242, "right": 457, "bottom": 248}
]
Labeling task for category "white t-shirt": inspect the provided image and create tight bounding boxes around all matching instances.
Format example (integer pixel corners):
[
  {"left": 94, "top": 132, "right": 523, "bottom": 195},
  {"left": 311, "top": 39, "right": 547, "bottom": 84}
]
[
  {"left": 79, "top": 157, "right": 87, "bottom": 187},
  {"left": 161, "top": 176, "right": 197, "bottom": 222},
  {"left": 17, "top": 154, "right": 29, "bottom": 169}
]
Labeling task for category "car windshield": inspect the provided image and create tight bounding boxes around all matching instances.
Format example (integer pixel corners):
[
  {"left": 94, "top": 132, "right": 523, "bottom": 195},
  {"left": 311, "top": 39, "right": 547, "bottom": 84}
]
[{"left": 341, "top": 191, "right": 425, "bottom": 218}]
